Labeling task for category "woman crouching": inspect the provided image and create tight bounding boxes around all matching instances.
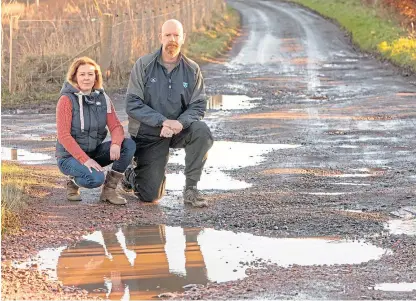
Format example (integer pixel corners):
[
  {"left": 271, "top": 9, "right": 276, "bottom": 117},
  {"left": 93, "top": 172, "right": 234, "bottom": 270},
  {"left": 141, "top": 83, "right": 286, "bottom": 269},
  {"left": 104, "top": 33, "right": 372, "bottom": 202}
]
[{"left": 56, "top": 56, "right": 135, "bottom": 204}]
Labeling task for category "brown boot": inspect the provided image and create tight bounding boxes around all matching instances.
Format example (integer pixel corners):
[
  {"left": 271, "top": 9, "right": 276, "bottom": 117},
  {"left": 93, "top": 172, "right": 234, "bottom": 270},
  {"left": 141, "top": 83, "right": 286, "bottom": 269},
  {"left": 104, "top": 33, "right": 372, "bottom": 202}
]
[
  {"left": 67, "top": 178, "right": 82, "bottom": 201},
  {"left": 183, "top": 186, "right": 208, "bottom": 208},
  {"left": 100, "top": 170, "right": 127, "bottom": 205}
]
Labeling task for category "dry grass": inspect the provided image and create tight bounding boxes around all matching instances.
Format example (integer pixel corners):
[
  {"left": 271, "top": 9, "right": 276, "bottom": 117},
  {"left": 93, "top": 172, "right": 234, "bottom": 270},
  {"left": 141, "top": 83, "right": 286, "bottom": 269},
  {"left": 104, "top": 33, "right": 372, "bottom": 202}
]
[
  {"left": 2, "top": 0, "right": 227, "bottom": 109},
  {"left": 1, "top": 162, "right": 61, "bottom": 234},
  {"left": 182, "top": 6, "right": 241, "bottom": 64},
  {"left": 2, "top": 163, "right": 27, "bottom": 234}
]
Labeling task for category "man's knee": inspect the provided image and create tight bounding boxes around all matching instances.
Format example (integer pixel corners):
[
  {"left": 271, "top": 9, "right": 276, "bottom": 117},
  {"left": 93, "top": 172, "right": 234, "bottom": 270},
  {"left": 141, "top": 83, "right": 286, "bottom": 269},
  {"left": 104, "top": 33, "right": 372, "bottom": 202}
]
[
  {"left": 134, "top": 188, "right": 163, "bottom": 203},
  {"left": 133, "top": 176, "right": 166, "bottom": 202},
  {"left": 189, "top": 122, "right": 213, "bottom": 144}
]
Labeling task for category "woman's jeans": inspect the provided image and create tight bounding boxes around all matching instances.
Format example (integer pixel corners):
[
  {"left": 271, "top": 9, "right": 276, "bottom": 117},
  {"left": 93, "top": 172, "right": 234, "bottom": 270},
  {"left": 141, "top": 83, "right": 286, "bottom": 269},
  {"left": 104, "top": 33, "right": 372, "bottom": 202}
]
[{"left": 57, "top": 139, "right": 136, "bottom": 189}]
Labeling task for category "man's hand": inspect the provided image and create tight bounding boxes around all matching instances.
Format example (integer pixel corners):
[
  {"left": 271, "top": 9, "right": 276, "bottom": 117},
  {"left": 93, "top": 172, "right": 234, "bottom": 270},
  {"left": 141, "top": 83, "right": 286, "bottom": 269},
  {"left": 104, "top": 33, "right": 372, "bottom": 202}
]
[
  {"left": 84, "top": 158, "right": 104, "bottom": 173},
  {"left": 162, "top": 120, "right": 183, "bottom": 134},
  {"left": 110, "top": 144, "right": 121, "bottom": 161},
  {"left": 160, "top": 125, "right": 174, "bottom": 138}
]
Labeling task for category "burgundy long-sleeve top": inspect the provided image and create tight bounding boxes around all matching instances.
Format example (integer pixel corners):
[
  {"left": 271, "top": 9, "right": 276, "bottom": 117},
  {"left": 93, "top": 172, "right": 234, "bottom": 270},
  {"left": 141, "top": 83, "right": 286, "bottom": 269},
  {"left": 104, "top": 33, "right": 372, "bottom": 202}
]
[{"left": 56, "top": 95, "right": 124, "bottom": 164}]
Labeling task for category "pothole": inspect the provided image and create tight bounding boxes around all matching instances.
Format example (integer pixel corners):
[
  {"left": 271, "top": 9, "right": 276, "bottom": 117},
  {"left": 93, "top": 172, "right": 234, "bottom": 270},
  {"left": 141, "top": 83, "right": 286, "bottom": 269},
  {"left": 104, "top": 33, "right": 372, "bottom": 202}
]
[
  {"left": 385, "top": 219, "right": 416, "bottom": 236},
  {"left": 328, "top": 182, "right": 371, "bottom": 186},
  {"left": 1, "top": 147, "right": 52, "bottom": 164},
  {"left": 160, "top": 141, "right": 301, "bottom": 209},
  {"left": 373, "top": 282, "right": 416, "bottom": 292},
  {"left": 207, "top": 95, "right": 261, "bottom": 110},
  {"left": 14, "top": 225, "right": 391, "bottom": 300}
]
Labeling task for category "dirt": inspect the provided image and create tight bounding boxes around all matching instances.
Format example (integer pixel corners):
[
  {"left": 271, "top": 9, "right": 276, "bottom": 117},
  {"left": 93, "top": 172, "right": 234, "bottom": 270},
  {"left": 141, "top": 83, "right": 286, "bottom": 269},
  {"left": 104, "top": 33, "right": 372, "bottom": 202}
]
[{"left": 2, "top": 0, "right": 416, "bottom": 300}]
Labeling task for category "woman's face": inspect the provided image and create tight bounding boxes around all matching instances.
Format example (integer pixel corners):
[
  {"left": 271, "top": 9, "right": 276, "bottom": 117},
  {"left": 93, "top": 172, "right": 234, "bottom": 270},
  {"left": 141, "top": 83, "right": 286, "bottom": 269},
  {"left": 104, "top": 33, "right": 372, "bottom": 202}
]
[{"left": 76, "top": 64, "right": 96, "bottom": 92}]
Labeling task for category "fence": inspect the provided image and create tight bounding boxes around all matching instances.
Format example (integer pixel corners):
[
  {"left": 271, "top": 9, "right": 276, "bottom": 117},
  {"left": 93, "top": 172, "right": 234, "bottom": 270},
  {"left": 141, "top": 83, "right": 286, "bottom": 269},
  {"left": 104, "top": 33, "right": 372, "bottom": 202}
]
[{"left": 1, "top": 0, "right": 226, "bottom": 95}]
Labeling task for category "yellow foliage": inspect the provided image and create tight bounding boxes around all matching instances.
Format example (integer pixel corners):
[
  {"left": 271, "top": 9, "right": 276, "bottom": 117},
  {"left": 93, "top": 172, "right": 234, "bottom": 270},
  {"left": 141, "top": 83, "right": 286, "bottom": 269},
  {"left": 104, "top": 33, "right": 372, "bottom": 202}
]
[{"left": 378, "top": 37, "right": 416, "bottom": 58}]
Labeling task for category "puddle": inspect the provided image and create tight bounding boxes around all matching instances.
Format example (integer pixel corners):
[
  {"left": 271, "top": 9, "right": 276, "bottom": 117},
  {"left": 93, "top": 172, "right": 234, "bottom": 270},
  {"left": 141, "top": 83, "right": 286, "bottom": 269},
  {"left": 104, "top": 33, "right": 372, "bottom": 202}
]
[
  {"left": 13, "top": 247, "right": 67, "bottom": 280},
  {"left": 1, "top": 147, "right": 52, "bottom": 164},
  {"left": 17, "top": 225, "right": 390, "bottom": 300},
  {"left": 207, "top": 95, "right": 261, "bottom": 110},
  {"left": 161, "top": 141, "right": 300, "bottom": 209},
  {"left": 169, "top": 141, "right": 300, "bottom": 171},
  {"left": 390, "top": 207, "right": 416, "bottom": 219},
  {"left": 374, "top": 282, "right": 416, "bottom": 292},
  {"left": 166, "top": 171, "right": 250, "bottom": 191},
  {"left": 329, "top": 182, "right": 371, "bottom": 186},
  {"left": 336, "top": 145, "right": 359, "bottom": 149},
  {"left": 385, "top": 219, "right": 416, "bottom": 236},
  {"left": 304, "top": 192, "right": 347, "bottom": 196},
  {"left": 330, "top": 173, "right": 375, "bottom": 178}
]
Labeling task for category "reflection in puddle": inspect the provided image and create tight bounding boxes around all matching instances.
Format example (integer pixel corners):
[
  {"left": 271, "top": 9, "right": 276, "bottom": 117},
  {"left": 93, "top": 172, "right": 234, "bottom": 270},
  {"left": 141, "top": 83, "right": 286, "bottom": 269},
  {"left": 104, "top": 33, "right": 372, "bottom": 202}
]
[
  {"left": 207, "top": 95, "right": 261, "bottom": 110},
  {"left": 385, "top": 219, "right": 416, "bottom": 236},
  {"left": 1, "top": 147, "right": 52, "bottom": 164},
  {"left": 19, "top": 225, "right": 390, "bottom": 300},
  {"left": 13, "top": 247, "right": 67, "bottom": 280},
  {"left": 374, "top": 282, "right": 416, "bottom": 292}
]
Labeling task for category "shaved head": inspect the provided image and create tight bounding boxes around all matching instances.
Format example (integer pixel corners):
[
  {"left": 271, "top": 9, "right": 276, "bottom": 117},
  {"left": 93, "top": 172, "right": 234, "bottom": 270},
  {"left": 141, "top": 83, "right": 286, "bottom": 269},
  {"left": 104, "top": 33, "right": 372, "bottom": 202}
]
[
  {"left": 159, "top": 19, "right": 186, "bottom": 60},
  {"left": 161, "top": 19, "right": 184, "bottom": 35}
]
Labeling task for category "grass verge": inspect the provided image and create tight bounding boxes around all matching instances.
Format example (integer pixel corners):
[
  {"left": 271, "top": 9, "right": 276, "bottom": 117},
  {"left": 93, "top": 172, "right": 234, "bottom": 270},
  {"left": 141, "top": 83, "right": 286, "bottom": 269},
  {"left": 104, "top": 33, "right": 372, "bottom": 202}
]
[
  {"left": 183, "top": 5, "right": 241, "bottom": 64},
  {"left": 2, "top": 163, "right": 27, "bottom": 234},
  {"left": 289, "top": 0, "right": 416, "bottom": 73},
  {"left": 1, "top": 162, "right": 61, "bottom": 234}
]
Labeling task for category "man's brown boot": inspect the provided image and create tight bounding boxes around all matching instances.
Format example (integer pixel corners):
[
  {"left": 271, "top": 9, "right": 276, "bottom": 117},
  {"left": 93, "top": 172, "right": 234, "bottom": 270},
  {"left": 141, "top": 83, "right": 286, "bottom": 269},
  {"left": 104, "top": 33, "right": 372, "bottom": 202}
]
[
  {"left": 67, "top": 178, "right": 82, "bottom": 201},
  {"left": 100, "top": 170, "right": 127, "bottom": 205},
  {"left": 183, "top": 186, "right": 208, "bottom": 208}
]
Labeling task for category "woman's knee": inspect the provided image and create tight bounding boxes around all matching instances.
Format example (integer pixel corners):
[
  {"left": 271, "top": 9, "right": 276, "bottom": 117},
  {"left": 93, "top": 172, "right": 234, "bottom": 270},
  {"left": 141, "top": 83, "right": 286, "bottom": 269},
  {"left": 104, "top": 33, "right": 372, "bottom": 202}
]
[
  {"left": 122, "top": 138, "right": 136, "bottom": 156},
  {"left": 83, "top": 171, "right": 105, "bottom": 188}
]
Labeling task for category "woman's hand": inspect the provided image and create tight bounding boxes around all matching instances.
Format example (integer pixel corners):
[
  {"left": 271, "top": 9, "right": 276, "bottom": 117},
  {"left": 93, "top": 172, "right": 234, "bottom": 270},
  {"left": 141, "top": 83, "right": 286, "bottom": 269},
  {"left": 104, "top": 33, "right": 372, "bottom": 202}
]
[
  {"left": 110, "top": 144, "right": 121, "bottom": 161},
  {"left": 84, "top": 158, "right": 104, "bottom": 173}
]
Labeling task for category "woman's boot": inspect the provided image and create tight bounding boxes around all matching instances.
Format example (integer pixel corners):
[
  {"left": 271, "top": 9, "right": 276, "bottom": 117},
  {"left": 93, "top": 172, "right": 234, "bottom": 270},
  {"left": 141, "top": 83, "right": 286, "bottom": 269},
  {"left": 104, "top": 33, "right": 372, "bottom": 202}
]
[
  {"left": 67, "top": 178, "right": 82, "bottom": 201},
  {"left": 100, "top": 170, "right": 127, "bottom": 205}
]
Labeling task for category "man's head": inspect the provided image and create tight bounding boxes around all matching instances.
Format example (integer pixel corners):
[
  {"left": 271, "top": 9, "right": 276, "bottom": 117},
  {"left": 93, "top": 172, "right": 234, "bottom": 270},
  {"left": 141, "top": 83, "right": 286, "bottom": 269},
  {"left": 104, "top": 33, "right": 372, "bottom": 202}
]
[{"left": 159, "top": 19, "right": 186, "bottom": 59}]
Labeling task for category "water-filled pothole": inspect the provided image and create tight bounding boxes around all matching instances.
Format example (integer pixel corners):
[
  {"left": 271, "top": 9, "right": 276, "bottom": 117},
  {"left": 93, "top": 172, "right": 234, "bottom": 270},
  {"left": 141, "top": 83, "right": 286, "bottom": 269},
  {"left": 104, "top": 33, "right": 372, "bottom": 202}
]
[
  {"left": 1, "top": 147, "right": 52, "bottom": 164},
  {"left": 166, "top": 141, "right": 300, "bottom": 191},
  {"left": 373, "top": 282, "right": 416, "bottom": 292},
  {"left": 207, "top": 95, "right": 261, "bottom": 110},
  {"left": 160, "top": 141, "right": 300, "bottom": 209},
  {"left": 16, "top": 225, "right": 390, "bottom": 300},
  {"left": 385, "top": 219, "right": 416, "bottom": 236}
]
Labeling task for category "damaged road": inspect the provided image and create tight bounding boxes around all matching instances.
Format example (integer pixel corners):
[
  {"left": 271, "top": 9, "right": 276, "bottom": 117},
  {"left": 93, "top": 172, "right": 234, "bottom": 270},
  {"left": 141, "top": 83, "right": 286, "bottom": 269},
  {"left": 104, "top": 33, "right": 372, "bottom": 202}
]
[{"left": 2, "top": 0, "right": 416, "bottom": 299}]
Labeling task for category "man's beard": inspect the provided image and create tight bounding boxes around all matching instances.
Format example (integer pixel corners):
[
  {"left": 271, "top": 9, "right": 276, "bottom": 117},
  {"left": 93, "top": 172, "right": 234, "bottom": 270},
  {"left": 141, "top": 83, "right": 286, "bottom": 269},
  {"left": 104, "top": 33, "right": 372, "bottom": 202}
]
[{"left": 165, "top": 41, "right": 180, "bottom": 56}]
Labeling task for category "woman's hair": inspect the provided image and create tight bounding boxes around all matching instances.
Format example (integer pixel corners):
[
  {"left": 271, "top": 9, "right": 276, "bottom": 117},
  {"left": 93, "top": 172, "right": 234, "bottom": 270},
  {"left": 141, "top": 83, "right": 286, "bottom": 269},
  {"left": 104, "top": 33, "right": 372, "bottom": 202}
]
[{"left": 66, "top": 56, "right": 103, "bottom": 90}]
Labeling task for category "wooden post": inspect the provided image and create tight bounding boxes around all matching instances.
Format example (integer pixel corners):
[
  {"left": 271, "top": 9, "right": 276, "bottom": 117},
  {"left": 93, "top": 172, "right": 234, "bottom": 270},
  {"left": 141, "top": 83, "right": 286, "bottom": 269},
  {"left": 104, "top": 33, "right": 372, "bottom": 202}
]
[
  {"left": 139, "top": 9, "right": 146, "bottom": 55},
  {"left": 189, "top": 0, "right": 195, "bottom": 31},
  {"left": 99, "top": 13, "right": 113, "bottom": 78},
  {"left": 11, "top": 147, "right": 18, "bottom": 161},
  {"left": 118, "top": 13, "right": 125, "bottom": 67},
  {"left": 9, "top": 16, "right": 19, "bottom": 93}
]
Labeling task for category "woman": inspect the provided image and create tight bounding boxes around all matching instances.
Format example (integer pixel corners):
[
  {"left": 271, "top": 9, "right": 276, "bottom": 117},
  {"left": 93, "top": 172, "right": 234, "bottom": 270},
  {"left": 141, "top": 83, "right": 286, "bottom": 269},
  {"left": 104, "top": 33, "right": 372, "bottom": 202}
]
[{"left": 56, "top": 56, "right": 136, "bottom": 205}]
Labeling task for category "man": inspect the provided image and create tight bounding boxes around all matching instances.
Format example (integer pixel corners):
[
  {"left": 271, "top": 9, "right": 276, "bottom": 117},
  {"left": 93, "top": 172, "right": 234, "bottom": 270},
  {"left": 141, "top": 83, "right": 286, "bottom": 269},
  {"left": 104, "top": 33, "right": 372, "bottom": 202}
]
[{"left": 123, "top": 19, "right": 213, "bottom": 207}]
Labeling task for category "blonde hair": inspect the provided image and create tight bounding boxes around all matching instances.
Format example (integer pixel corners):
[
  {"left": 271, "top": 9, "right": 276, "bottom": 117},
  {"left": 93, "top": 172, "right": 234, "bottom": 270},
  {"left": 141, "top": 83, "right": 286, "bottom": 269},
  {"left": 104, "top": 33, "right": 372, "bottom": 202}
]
[{"left": 66, "top": 56, "right": 103, "bottom": 90}]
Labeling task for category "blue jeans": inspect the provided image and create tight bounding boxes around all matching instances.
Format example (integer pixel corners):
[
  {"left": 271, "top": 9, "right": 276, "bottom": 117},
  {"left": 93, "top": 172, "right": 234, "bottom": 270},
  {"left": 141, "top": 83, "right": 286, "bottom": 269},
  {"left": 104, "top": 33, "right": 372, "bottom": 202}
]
[{"left": 57, "top": 139, "right": 136, "bottom": 189}]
